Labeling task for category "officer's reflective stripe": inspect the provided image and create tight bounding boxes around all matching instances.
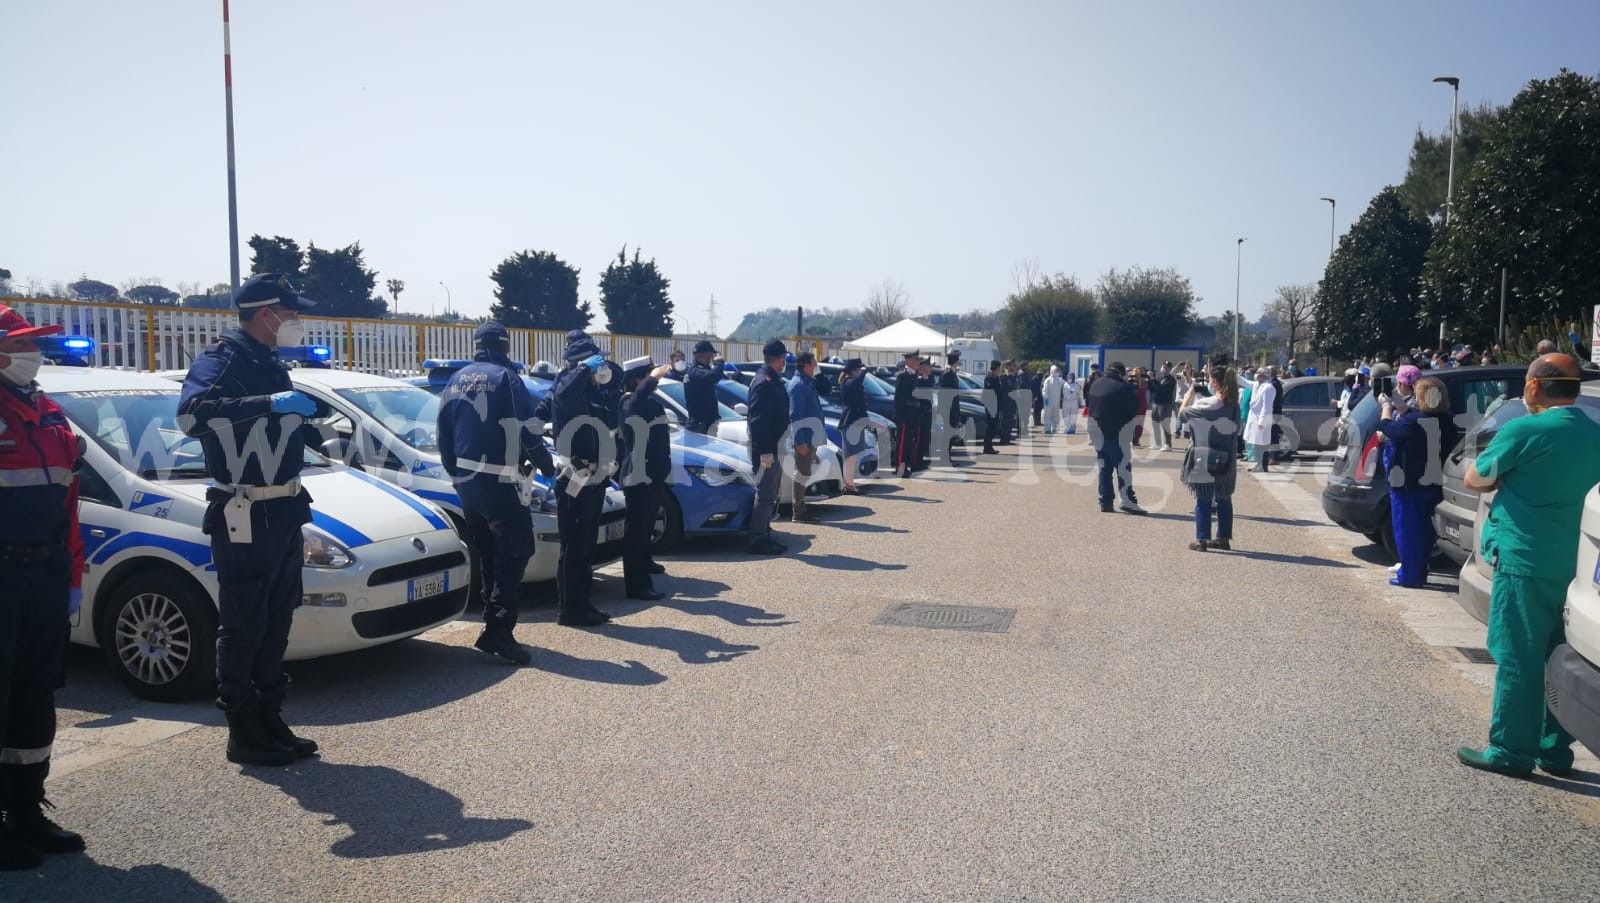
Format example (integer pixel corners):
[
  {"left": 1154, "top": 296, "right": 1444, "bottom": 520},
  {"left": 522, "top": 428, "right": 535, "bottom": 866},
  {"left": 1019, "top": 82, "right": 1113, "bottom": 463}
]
[
  {"left": 455, "top": 459, "right": 520, "bottom": 478},
  {"left": 0, "top": 466, "right": 73, "bottom": 488},
  {"left": 0, "top": 745, "right": 51, "bottom": 765}
]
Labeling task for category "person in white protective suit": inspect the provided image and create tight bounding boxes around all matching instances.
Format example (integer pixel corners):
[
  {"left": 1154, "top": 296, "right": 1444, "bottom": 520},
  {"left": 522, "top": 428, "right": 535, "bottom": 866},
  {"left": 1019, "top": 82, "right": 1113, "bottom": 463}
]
[
  {"left": 1040, "top": 365, "right": 1066, "bottom": 434},
  {"left": 1060, "top": 372, "right": 1083, "bottom": 435}
]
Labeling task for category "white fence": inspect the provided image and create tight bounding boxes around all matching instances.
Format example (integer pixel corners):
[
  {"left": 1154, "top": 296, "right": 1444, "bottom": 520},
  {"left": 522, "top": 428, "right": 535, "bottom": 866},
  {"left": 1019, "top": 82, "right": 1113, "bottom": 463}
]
[{"left": 4, "top": 297, "right": 781, "bottom": 374}]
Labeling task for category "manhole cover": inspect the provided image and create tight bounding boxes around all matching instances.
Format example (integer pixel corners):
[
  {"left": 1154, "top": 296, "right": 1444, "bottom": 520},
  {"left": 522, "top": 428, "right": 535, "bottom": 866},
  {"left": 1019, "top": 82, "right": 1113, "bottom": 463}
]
[
  {"left": 1456, "top": 647, "right": 1495, "bottom": 665},
  {"left": 874, "top": 603, "right": 1015, "bottom": 633}
]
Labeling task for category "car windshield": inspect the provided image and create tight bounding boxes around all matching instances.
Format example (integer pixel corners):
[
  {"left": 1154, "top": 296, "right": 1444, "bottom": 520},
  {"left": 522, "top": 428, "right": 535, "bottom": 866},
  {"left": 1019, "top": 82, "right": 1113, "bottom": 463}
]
[
  {"left": 862, "top": 374, "right": 892, "bottom": 396},
  {"left": 958, "top": 374, "right": 983, "bottom": 390},
  {"left": 334, "top": 385, "right": 441, "bottom": 451},
  {"left": 656, "top": 380, "right": 739, "bottom": 420},
  {"left": 1460, "top": 394, "right": 1600, "bottom": 457},
  {"left": 52, "top": 388, "right": 324, "bottom": 479}
]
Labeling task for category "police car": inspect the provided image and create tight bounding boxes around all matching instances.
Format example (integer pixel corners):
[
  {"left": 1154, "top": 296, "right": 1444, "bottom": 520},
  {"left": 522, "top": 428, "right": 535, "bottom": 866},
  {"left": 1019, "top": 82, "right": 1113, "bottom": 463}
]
[
  {"left": 36, "top": 365, "right": 471, "bottom": 701},
  {"left": 283, "top": 366, "right": 628, "bottom": 580}
]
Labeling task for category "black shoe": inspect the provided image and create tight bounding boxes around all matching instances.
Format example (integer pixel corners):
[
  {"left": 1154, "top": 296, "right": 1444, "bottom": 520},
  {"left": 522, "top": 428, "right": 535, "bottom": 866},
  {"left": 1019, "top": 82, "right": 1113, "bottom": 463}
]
[
  {"left": 792, "top": 512, "right": 820, "bottom": 524},
  {"left": 557, "top": 609, "right": 611, "bottom": 628},
  {"left": 5, "top": 803, "right": 85, "bottom": 856},
  {"left": 1100, "top": 505, "right": 1113, "bottom": 513},
  {"left": 259, "top": 706, "right": 319, "bottom": 758},
  {"left": 0, "top": 823, "right": 43, "bottom": 870},
  {"left": 474, "top": 628, "right": 533, "bottom": 665},
  {"left": 1206, "top": 539, "right": 1232, "bottom": 551},
  {"left": 627, "top": 590, "right": 668, "bottom": 601},
  {"left": 748, "top": 538, "right": 787, "bottom": 555},
  {"left": 647, "top": 562, "right": 667, "bottom": 575},
  {"left": 224, "top": 707, "right": 297, "bottom": 767},
  {"left": 1188, "top": 541, "right": 1208, "bottom": 552}
]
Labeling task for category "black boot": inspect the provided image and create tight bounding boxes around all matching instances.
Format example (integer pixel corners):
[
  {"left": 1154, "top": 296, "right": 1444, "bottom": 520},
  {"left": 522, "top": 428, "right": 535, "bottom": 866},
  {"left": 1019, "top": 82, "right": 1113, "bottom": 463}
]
[
  {"left": 474, "top": 627, "right": 533, "bottom": 665},
  {"left": 225, "top": 703, "right": 297, "bottom": 767},
  {"left": 259, "top": 704, "right": 319, "bottom": 758},
  {"left": 3, "top": 764, "right": 84, "bottom": 856}
]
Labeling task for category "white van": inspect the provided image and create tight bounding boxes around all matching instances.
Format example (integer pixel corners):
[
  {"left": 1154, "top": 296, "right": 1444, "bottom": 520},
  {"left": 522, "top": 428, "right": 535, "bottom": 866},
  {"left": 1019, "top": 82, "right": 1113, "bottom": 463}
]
[
  {"left": 1547, "top": 485, "right": 1600, "bottom": 755},
  {"left": 38, "top": 368, "right": 471, "bottom": 701}
]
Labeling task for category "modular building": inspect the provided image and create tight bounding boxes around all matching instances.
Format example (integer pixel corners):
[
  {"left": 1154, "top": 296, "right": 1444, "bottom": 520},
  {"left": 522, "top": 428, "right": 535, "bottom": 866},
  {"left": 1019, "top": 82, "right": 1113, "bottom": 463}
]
[{"left": 1063, "top": 344, "right": 1205, "bottom": 379}]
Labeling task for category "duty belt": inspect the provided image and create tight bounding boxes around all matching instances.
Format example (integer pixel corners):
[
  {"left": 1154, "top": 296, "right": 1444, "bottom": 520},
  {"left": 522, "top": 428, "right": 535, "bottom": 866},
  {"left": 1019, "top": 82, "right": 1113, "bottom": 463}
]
[
  {"left": 455, "top": 459, "right": 536, "bottom": 507},
  {"left": 0, "top": 544, "right": 62, "bottom": 564},
  {"left": 211, "top": 478, "right": 302, "bottom": 544}
]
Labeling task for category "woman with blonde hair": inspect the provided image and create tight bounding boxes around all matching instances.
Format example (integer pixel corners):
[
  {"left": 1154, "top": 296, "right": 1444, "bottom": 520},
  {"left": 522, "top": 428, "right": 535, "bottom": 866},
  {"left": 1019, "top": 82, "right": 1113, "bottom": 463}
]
[
  {"left": 1375, "top": 371, "right": 1460, "bottom": 587},
  {"left": 1178, "top": 365, "right": 1242, "bottom": 551}
]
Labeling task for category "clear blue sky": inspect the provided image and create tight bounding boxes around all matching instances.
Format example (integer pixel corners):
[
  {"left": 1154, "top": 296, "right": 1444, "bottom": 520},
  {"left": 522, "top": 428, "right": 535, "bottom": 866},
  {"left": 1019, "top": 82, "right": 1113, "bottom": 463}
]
[{"left": 4, "top": 0, "right": 1596, "bottom": 333}]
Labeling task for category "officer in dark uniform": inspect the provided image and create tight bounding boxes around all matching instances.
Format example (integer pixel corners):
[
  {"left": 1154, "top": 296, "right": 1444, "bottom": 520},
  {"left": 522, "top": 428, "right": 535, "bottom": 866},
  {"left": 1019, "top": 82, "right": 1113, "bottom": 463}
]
[
  {"left": 916, "top": 357, "right": 935, "bottom": 469},
  {"left": 0, "top": 305, "right": 87, "bottom": 868},
  {"left": 177, "top": 273, "right": 319, "bottom": 767},
  {"left": 837, "top": 358, "right": 870, "bottom": 493},
  {"left": 548, "top": 331, "right": 621, "bottom": 627},
  {"left": 933, "top": 351, "right": 962, "bottom": 466},
  {"left": 619, "top": 356, "right": 673, "bottom": 601},
  {"left": 745, "top": 340, "right": 791, "bottom": 554},
  {"left": 683, "top": 339, "right": 723, "bottom": 434},
  {"left": 437, "top": 322, "right": 556, "bottom": 665},
  {"left": 893, "top": 350, "right": 920, "bottom": 477},
  {"left": 981, "top": 360, "right": 1002, "bottom": 455}
]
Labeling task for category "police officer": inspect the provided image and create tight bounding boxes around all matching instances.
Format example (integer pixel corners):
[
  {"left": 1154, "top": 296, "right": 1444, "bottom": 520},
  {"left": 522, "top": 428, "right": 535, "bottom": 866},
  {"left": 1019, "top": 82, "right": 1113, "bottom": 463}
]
[
  {"left": 619, "top": 356, "right": 673, "bottom": 601},
  {"left": 683, "top": 339, "right": 723, "bottom": 435},
  {"left": 981, "top": 360, "right": 1002, "bottom": 455},
  {"left": 177, "top": 273, "right": 319, "bottom": 767},
  {"left": 0, "top": 305, "right": 86, "bottom": 868},
  {"left": 745, "top": 340, "right": 790, "bottom": 555},
  {"left": 893, "top": 350, "right": 920, "bottom": 477},
  {"left": 916, "top": 357, "right": 935, "bottom": 469},
  {"left": 663, "top": 349, "right": 688, "bottom": 381},
  {"left": 437, "top": 322, "right": 556, "bottom": 665},
  {"left": 548, "top": 331, "right": 620, "bottom": 627},
  {"left": 935, "top": 351, "right": 962, "bottom": 465}
]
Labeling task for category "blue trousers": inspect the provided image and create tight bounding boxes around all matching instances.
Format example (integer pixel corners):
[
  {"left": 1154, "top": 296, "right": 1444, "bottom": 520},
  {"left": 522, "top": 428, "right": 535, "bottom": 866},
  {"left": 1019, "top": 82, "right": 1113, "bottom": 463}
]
[
  {"left": 1095, "top": 437, "right": 1136, "bottom": 509},
  {"left": 1192, "top": 484, "right": 1233, "bottom": 542},
  {"left": 460, "top": 484, "right": 534, "bottom": 631},
  {"left": 1389, "top": 488, "right": 1440, "bottom": 587}
]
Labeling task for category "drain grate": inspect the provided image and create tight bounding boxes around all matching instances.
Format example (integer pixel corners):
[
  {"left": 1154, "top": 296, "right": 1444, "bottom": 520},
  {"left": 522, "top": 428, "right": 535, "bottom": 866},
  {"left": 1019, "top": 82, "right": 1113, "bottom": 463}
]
[
  {"left": 1456, "top": 647, "right": 1496, "bottom": 665},
  {"left": 874, "top": 603, "right": 1015, "bottom": 633}
]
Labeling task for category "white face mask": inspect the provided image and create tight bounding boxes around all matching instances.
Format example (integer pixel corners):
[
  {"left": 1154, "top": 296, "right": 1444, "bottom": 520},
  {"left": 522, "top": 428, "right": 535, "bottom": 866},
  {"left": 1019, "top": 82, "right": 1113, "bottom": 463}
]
[
  {"left": 0, "top": 351, "right": 43, "bottom": 386},
  {"left": 593, "top": 366, "right": 613, "bottom": 386},
  {"left": 269, "top": 310, "right": 307, "bottom": 347},
  {"left": 673, "top": 359, "right": 688, "bottom": 373}
]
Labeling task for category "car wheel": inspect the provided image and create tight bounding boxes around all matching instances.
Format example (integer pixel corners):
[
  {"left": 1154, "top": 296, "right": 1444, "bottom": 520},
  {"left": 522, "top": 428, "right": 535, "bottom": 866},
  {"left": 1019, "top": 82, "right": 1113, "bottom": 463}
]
[
  {"left": 444, "top": 513, "right": 483, "bottom": 609},
  {"left": 98, "top": 572, "right": 217, "bottom": 702},
  {"left": 652, "top": 490, "right": 685, "bottom": 553}
]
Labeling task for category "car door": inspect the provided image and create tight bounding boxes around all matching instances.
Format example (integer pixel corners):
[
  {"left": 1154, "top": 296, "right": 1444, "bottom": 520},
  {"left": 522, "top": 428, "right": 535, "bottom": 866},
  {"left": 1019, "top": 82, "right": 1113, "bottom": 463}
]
[{"left": 1283, "top": 380, "right": 1336, "bottom": 451}]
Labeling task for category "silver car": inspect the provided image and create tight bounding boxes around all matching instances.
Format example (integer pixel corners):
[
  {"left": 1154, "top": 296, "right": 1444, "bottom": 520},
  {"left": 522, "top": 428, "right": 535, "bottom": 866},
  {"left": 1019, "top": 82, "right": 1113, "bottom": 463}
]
[{"left": 1276, "top": 376, "right": 1344, "bottom": 453}]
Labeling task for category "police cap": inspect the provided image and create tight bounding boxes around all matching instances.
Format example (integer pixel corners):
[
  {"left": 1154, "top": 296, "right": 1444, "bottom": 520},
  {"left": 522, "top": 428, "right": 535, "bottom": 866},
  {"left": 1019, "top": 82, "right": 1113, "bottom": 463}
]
[
  {"left": 475, "top": 321, "right": 510, "bottom": 349},
  {"left": 234, "top": 273, "right": 317, "bottom": 311},
  {"left": 693, "top": 340, "right": 718, "bottom": 355}
]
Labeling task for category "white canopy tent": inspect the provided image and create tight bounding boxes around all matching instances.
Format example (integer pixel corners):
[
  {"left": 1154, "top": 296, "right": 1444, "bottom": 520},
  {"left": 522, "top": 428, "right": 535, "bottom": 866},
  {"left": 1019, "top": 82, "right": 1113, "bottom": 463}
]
[{"left": 840, "top": 319, "right": 954, "bottom": 367}]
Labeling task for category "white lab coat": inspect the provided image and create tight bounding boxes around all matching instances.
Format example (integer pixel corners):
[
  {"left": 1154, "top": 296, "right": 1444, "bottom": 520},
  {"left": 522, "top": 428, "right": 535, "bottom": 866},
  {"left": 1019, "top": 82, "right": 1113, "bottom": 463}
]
[
  {"left": 1244, "top": 381, "right": 1276, "bottom": 447},
  {"left": 1041, "top": 371, "right": 1065, "bottom": 429},
  {"left": 1061, "top": 380, "right": 1082, "bottom": 432}
]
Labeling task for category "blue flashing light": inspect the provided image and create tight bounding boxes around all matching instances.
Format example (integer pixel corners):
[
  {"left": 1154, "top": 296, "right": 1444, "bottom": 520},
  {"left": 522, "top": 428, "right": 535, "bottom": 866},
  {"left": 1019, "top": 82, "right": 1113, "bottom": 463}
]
[
  {"left": 279, "top": 344, "right": 333, "bottom": 367},
  {"left": 39, "top": 335, "right": 96, "bottom": 366}
]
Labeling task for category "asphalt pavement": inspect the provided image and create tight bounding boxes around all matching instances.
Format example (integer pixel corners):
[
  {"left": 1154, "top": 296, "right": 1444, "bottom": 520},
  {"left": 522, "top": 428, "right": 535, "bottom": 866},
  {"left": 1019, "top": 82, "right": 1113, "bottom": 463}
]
[{"left": 10, "top": 431, "right": 1600, "bottom": 902}]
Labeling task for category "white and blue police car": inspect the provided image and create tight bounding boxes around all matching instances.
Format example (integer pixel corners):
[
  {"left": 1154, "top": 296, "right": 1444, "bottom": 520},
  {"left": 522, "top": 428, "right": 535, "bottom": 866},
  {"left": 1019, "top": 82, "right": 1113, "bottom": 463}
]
[{"left": 36, "top": 365, "right": 471, "bottom": 701}]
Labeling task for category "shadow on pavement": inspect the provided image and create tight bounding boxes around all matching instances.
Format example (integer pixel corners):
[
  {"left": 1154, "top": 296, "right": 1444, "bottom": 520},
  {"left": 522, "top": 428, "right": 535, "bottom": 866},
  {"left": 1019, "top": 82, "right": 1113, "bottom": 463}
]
[
  {"left": 252, "top": 762, "right": 533, "bottom": 858},
  {"left": 1350, "top": 544, "right": 1397, "bottom": 566},
  {"left": 792, "top": 553, "right": 908, "bottom": 572},
  {"left": 4, "top": 860, "right": 225, "bottom": 903},
  {"left": 831, "top": 521, "right": 912, "bottom": 535},
  {"left": 286, "top": 640, "right": 521, "bottom": 726},
  {"left": 1525, "top": 770, "right": 1600, "bottom": 799},
  {"left": 1222, "top": 549, "right": 1360, "bottom": 569},
  {"left": 531, "top": 649, "right": 666, "bottom": 685},
  {"left": 598, "top": 623, "right": 760, "bottom": 664},
  {"left": 1234, "top": 514, "right": 1326, "bottom": 528},
  {"left": 649, "top": 597, "right": 795, "bottom": 628}
]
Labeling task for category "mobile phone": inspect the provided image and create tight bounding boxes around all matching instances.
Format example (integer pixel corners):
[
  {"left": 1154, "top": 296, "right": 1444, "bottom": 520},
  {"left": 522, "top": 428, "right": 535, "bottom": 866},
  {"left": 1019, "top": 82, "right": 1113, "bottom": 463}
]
[{"left": 1374, "top": 376, "right": 1395, "bottom": 397}]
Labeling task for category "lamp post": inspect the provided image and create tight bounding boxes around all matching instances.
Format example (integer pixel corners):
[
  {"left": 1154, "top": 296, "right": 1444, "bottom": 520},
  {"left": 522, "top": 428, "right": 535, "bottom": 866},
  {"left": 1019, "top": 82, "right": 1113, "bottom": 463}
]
[
  {"left": 1433, "top": 76, "right": 1460, "bottom": 225},
  {"left": 1233, "top": 238, "right": 1246, "bottom": 362},
  {"left": 439, "top": 281, "right": 452, "bottom": 318},
  {"left": 222, "top": 0, "right": 240, "bottom": 293},
  {"left": 1319, "top": 197, "right": 1336, "bottom": 256}
]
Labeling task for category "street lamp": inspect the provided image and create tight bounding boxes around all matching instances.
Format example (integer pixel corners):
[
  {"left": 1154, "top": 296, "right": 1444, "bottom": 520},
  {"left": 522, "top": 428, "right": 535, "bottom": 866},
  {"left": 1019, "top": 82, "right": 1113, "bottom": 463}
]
[
  {"left": 221, "top": 0, "right": 240, "bottom": 293},
  {"left": 1233, "top": 238, "right": 1246, "bottom": 362},
  {"left": 439, "top": 281, "right": 452, "bottom": 318},
  {"left": 1433, "top": 76, "right": 1460, "bottom": 225},
  {"left": 1319, "top": 197, "right": 1336, "bottom": 256}
]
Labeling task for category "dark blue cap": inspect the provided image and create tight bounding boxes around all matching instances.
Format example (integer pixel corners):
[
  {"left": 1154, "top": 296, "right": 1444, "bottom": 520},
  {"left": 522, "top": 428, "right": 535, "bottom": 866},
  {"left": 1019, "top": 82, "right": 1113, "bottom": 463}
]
[
  {"left": 693, "top": 340, "right": 717, "bottom": 355},
  {"left": 475, "top": 321, "right": 510, "bottom": 348},
  {"left": 563, "top": 330, "right": 602, "bottom": 363},
  {"left": 762, "top": 340, "right": 787, "bottom": 360},
  {"left": 234, "top": 273, "right": 316, "bottom": 311}
]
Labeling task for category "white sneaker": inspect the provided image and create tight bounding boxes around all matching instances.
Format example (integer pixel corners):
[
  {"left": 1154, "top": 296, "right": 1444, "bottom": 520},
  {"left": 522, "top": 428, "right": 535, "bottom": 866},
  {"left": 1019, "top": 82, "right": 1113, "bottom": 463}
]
[
  {"left": 1388, "top": 562, "right": 1402, "bottom": 573},
  {"left": 1120, "top": 501, "right": 1146, "bottom": 515}
]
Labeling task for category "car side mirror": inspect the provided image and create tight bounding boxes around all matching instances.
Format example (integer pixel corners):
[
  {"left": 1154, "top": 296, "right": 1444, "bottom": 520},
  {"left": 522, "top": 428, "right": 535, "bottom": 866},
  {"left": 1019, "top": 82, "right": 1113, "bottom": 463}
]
[
  {"left": 76, "top": 435, "right": 88, "bottom": 457},
  {"left": 734, "top": 403, "right": 748, "bottom": 416},
  {"left": 320, "top": 438, "right": 364, "bottom": 468}
]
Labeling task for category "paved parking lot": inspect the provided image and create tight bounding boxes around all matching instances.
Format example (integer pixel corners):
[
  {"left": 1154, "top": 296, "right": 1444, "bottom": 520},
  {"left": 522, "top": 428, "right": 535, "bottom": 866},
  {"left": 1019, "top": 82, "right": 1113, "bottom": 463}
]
[{"left": 9, "top": 434, "right": 1600, "bottom": 902}]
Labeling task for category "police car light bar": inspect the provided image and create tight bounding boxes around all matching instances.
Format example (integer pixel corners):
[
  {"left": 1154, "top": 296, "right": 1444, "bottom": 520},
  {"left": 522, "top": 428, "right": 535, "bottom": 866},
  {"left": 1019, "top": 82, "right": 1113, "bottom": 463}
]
[
  {"left": 279, "top": 345, "right": 333, "bottom": 366},
  {"left": 38, "top": 335, "right": 97, "bottom": 366}
]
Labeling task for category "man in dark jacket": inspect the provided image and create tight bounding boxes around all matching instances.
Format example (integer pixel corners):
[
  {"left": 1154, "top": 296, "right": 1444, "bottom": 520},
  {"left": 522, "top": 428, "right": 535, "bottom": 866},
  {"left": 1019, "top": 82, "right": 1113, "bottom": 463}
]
[
  {"left": 1085, "top": 362, "right": 1144, "bottom": 514},
  {"left": 981, "top": 360, "right": 1002, "bottom": 454},
  {"left": 683, "top": 339, "right": 723, "bottom": 434},
  {"left": 548, "top": 330, "right": 621, "bottom": 626},
  {"left": 893, "top": 350, "right": 921, "bottom": 477},
  {"left": 1148, "top": 362, "right": 1178, "bottom": 451},
  {"left": 438, "top": 321, "right": 556, "bottom": 665},
  {"left": 786, "top": 352, "right": 826, "bottom": 523},
  {"left": 745, "top": 340, "right": 790, "bottom": 554},
  {"left": 838, "top": 358, "right": 871, "bottom": 492},
  {"left": 1269, "top": 366, "right": 1286, "bottom": 463},
  {"left": 916, "top": 358, "right": 935, "bottom": 469},
  {"left": 619, "top": 356, "right": 672, "bottom": 601}
]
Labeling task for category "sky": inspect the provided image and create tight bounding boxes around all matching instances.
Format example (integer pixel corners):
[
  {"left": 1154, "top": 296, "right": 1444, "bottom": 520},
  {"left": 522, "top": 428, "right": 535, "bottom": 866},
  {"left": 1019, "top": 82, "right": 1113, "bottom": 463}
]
[{"left": 4, "top": 0, "right": 1597, "bottom": 335}]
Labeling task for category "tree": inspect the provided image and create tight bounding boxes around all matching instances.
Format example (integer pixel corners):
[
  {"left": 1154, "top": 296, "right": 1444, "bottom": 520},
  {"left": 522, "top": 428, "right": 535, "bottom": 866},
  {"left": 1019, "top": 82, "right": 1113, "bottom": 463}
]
[
  {"left": 1313, "top": 187, "right": 1434, "bottom": 360},
  {"left": 386, "top": 279, "right": 405, "bottom": 314},
  {"left": 183, "top": 282, "right": 235, "bottom": 310},
  {"left": 248, "top": 235, "right": 306, "bottom": 280},
  {"left": 1398, "top": 102, "right": 1503, "bottom": 222},
  {"left": 598, "top": 246, "right": 674, "bottom": 336},
  {"left": 127, "top": 284, "right": 179, "bottom": 306},
  {"left": 1264, "top": 284, "right": 1317, "bottom": 354},
  {"left": 1096, "top": 266, "right": 1197, "bottom": 345},
  {"left": 69, "top": 278, "right": 120, "bottom": 303},
  {"left": 1422, "top": 70, "right": 1600, "bottom": 343},
  {"left": 0, "top": 267, "right": 12, "bottom": 296},
  {"left": 999, "top": 274, "right": 1100, "bottom": 360},
  {"left": 301, "top": 242, "right": 385, "bottom": 319},
  {"left": 489, "top": 250, "right": 589, "bottom": 330},
  {"left": 862, "top": 279, "right": 909, "bottom": 331}
]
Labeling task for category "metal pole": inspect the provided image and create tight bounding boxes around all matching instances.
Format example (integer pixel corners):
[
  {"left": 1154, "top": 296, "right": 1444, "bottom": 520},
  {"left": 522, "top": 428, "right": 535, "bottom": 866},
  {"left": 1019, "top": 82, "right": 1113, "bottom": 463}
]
[
  {"left": 1445, "top": 82, "right": 1459, "bottom": 225},
  {"left": 222, "top": 0, "right": 240, "bottom": 292},
  {"left": 1233, "top": 238, "right": 1245, "bottom": 362},
  {"left": 1498, "top": 268, "right": 1508, "bottom": 348},
  {"left": 439, "top": 281, "right": 451, "bottom": 317},
  {"left": 1326, "top": 199, "right": 1335, "bottom": 255}
]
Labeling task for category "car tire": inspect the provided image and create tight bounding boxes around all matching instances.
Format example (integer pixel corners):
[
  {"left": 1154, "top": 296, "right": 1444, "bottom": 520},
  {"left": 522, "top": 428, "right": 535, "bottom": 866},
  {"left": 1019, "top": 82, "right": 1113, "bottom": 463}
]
[
  {"left": 97, "top": 571, "right": 218, "bottom": 702},
  {"left": 652, "top": 490, "right": 685, "bottom": 554}
]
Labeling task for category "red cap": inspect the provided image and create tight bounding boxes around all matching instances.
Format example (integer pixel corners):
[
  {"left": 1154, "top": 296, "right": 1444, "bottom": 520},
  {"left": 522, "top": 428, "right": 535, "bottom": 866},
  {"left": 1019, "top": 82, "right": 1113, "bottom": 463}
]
[{"left": 0, "top": 305, "right": 65, "bottom": 341}]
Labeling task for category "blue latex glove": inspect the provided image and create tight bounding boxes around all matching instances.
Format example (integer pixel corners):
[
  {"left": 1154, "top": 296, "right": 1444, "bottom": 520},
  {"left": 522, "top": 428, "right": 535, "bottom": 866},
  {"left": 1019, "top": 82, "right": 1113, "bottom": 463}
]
[
  {"left": 270, "top": 391, "right": 316, "bottom": 416},
  {"left": 69, "top": 587, "right": 82, "bottom": 615},
  {"left": 583, "top": 354, "right": 606, "bottom": 372}
]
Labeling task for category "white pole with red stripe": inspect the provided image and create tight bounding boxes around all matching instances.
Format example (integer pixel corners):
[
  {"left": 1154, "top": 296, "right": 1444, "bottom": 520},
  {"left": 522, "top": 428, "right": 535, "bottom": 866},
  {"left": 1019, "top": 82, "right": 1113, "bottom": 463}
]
[{"left": 223, "top": 0, "right": 241, "bottom": 293}]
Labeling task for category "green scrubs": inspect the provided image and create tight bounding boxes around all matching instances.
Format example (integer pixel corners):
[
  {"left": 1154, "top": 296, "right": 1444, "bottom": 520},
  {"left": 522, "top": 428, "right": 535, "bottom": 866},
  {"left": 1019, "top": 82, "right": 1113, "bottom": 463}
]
[{"left": 1474, "top": 405, "right": 1600, "bottom": 771}]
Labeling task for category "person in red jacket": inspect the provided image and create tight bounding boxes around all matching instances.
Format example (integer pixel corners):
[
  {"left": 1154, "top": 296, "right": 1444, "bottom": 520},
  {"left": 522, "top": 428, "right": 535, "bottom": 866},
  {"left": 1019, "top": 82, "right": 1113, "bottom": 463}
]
[{"left": 0, "top": 305, "right": 86, "bottom": 870}]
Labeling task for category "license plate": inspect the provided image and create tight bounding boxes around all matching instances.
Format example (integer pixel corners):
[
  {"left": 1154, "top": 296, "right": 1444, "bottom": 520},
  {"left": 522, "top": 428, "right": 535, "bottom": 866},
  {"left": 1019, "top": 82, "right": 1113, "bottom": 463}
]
[
  {"left": 1443, "top": 522, "right": 1459, "bottom": 538},
  {"left": 407, "top": 571, "right": 447, "bottom": 602},
  {"left": 599, "top": 521, "right": 625, "bottom": 544}
]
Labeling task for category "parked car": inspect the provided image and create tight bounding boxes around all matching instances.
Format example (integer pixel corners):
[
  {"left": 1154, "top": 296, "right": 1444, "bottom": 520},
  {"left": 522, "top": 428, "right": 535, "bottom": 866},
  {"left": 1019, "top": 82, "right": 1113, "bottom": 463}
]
[
  {"left": 1320, "top": 366, "right": 1534, "bottom": 559},
  {"left": 711, "top": 377, "right": 884, "bottom": 477},
  {"left": 1446, "top": 383, "right": 1600, "bottom": 624},
  {"left": 40, "top": 367, "right": 471, "bottom": 701},
  {"left": 1276, "top": 376, "right": 1345, "bottom": 453},
  {"left": 1547, "top": 485, "right": 1600, "bottom": 756}
]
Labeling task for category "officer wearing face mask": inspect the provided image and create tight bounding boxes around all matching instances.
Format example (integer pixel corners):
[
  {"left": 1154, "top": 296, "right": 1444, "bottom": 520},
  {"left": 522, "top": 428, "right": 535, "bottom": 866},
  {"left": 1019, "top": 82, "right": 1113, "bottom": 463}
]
[
  {"left": 548, "top": 330, "right": 622, "bottom": 627},
  {"left": 177, "top": 273, "right": 321, "bottom": 768},
  {"left": 663, "top": 349, "right": 688, "bottom": 381},
  {"left": 0, "top": 305, "right": 88, "bottom": 869},
  {"left": 683, "top": 340, "right": 723, "bottom": 434}
]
